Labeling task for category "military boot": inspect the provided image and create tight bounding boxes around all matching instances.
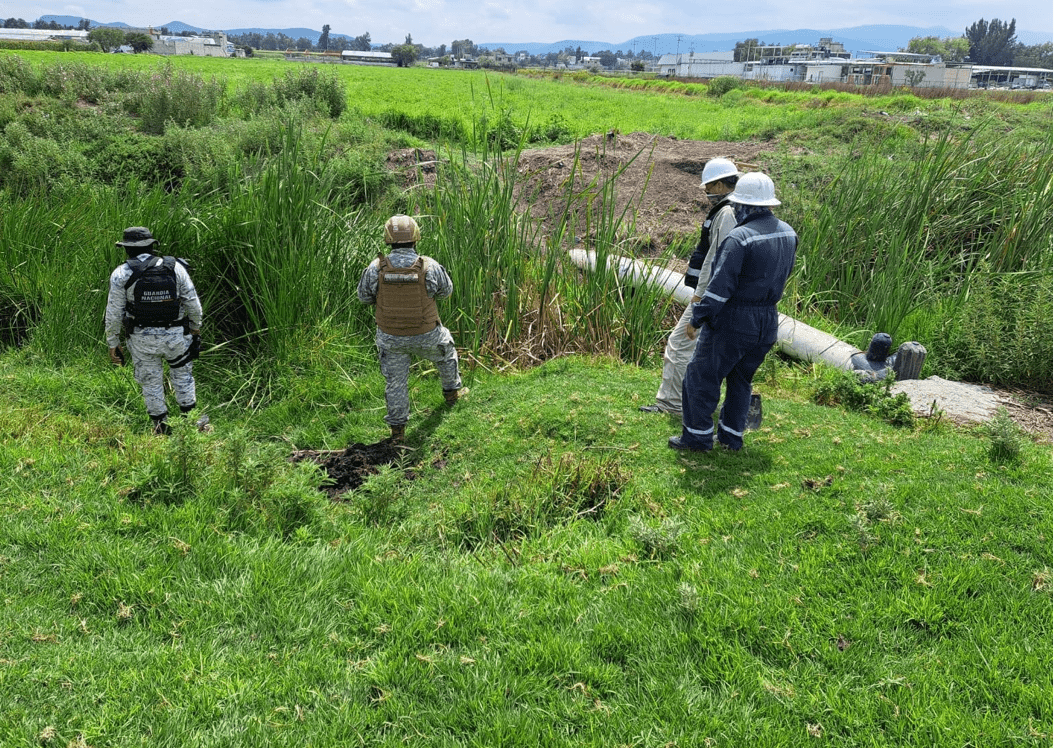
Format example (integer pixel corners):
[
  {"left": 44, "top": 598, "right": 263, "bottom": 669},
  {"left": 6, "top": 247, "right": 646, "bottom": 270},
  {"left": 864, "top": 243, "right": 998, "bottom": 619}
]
[
  {"left": 389, "top": 424, "right": 406, "bottom": 442},
  {"left": 151, "top": 413, "right": 171, "bottom": 436},
  {"left": 443, "top": 387, "right": 469, "bottom": 405}
]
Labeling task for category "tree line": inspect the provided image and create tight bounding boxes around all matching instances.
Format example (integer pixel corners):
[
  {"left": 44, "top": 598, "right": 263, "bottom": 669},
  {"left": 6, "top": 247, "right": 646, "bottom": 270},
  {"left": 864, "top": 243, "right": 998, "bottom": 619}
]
[
  {"left": 906, "top": 18, "right": 1051, "bottom": 67},
  {"left": 224, "top": 29, "right": 658, "bottom": 69}
]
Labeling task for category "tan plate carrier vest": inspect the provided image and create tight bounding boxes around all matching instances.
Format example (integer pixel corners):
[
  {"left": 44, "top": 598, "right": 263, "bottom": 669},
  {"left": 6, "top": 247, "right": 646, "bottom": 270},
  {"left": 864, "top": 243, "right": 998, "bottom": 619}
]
[{"left": 375, "top": 256, "right": 440, "bottom": 336}]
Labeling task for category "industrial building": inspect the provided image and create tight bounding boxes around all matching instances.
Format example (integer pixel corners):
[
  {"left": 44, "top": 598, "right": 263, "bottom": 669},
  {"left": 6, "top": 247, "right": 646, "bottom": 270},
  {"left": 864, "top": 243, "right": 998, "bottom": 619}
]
[
  {"left": 0, "top": 26, "right": 232, "bottom": 56},
  {"left": 0, "top": 28, "right": 89, "bottom": 43},
  {"left": 152, "top": 31, "right": 231, "bottom": 57},
  {"left": 657, "top": 39, "right": 1052, "bottom": 90}
]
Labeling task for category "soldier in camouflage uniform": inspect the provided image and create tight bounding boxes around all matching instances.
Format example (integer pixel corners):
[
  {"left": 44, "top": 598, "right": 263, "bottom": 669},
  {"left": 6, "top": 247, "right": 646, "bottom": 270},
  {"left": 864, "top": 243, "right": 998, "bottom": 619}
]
[
  {"left": 357, "top": 215, "right": 466, "bottom": 442},
  {"left": 104, "top": 226, "right": 204, "bottom": 435}
]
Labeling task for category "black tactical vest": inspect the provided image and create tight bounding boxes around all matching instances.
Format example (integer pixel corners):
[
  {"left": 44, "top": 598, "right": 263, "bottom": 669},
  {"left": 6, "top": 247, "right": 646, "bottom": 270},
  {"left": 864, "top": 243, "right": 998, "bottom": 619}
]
[{"left": 124, "top": 256, "right": 185, "bottom": 327}]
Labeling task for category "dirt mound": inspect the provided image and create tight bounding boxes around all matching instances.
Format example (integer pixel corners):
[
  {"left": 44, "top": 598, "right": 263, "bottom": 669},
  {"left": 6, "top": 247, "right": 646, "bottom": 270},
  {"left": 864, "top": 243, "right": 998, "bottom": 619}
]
[
  {"left": 388, "top": 134, "right": 770, "bottom": 254},
  {"left": 291, "top": 441, "right": 404, "bottom": 498},
  {"left": 386, "top": 148, "right": 440, "bottom": 190},
  {"left": 515, "top": 132, "right": 768, "bottom": 252}
]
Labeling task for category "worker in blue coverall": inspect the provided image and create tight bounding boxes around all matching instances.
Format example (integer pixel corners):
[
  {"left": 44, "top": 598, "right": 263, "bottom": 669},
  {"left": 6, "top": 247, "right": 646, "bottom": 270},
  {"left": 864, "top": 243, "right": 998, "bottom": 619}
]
[{"left": 669, "top": 172, "right": 798, "bottom": 452}]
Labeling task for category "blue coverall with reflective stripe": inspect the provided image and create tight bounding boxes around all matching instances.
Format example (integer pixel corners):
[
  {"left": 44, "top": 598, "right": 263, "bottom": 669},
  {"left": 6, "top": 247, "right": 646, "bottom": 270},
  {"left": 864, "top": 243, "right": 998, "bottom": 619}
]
[{"left": 680, "top": 210, "right": 797, "bottom": 450}]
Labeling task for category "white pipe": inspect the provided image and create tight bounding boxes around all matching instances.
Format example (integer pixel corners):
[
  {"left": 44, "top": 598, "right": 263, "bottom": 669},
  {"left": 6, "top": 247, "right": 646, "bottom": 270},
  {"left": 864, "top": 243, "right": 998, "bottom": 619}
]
[{"left": 568, "top": 249, "right": 870, "bottom": 373}]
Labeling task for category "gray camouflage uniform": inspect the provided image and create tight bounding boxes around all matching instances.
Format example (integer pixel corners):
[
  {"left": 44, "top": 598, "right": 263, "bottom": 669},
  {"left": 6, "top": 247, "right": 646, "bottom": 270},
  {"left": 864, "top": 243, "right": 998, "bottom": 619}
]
[
  {"left": 357, "top": 246, "right": 462, "bottom": 426},
  {"left": 104, "top": 254, "right": 203, "bottom": 418}
]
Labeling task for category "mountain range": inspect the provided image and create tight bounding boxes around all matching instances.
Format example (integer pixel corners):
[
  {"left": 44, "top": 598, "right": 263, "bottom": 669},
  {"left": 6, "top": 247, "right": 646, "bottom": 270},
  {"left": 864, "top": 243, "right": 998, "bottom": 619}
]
[{"left": 36, "top": 16, "right": 1054, "bottom": 55}]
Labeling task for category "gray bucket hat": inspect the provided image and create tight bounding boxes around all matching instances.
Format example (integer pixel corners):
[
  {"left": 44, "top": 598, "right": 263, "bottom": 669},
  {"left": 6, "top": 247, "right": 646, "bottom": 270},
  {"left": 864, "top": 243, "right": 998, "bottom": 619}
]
[{"left": 116, "top": 226, "right": 158, "bottom": 248}]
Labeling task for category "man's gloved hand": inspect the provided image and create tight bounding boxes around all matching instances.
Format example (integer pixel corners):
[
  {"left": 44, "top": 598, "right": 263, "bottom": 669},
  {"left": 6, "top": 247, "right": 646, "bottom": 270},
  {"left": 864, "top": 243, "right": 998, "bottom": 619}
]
[
  {"left": 109, "top": 346, "right": 125, "bottom": 366},
  {"left": 685, "top": 323, "right": 699, "bottom": 341}
]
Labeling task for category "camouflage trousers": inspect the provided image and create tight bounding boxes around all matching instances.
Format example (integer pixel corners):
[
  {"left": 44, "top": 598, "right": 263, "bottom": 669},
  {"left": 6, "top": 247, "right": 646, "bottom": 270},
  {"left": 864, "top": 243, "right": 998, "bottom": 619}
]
[
  {"left": 376, "top": 325, "right": 462, "bottom": 426},
  {"left": 126, "top": 330, "right": 196, "bottom": 418}
]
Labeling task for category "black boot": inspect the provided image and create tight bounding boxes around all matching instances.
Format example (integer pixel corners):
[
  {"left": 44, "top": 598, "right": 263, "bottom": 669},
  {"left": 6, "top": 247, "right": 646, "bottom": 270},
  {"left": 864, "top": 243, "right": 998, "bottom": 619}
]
[{"left": 151, "top": 412, "right": 171, "bottom": 435}]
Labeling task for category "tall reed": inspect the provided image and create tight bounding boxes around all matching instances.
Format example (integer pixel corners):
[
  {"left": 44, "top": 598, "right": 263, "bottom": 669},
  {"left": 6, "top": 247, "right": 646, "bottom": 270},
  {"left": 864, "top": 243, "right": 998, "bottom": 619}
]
[
  {"left": 0, "top": 181, "right": 178, "bottom": 358},
  {"left": 416, "top": 123, "right": 672, "bottom": 366},
  {"left": 787, "top": 125, "right": 1053, "bottom": 342},
  {"left": 190, "top": 122, "right": 376, "bottom": 362}
]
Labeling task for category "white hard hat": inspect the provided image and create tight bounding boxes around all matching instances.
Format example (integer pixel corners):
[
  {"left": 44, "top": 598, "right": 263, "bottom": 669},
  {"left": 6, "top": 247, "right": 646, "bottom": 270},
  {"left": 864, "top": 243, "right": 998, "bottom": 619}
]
[
  {"left": 728, "top": 172, "right": 780, "bottom": 206},
  {"left": 700, "top": 157, "right": 740, "bottom": 187}
]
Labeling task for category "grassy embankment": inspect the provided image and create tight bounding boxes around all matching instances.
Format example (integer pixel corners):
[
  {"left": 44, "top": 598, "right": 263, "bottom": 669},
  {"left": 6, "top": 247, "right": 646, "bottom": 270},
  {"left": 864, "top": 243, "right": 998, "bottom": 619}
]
[
  {"left": 0, "top": 51, "right": 1051, "bottom": 746},
  {"left": 1, "top": 350, "right": 1050, "bottom": 746}
]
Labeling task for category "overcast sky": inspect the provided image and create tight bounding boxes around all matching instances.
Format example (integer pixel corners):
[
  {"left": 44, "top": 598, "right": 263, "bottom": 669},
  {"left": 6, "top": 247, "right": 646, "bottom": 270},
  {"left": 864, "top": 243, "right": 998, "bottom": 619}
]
[{"left": 9, "top": 0, "right": 1053, "bottom": 48}]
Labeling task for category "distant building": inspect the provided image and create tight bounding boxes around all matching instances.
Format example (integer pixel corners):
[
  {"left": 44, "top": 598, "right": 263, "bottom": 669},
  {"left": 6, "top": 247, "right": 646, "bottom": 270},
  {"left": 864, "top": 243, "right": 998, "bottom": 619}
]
[
  {"left": 970, "top": 64, "right": 1053, "bottom": 89},
  {"left": 152, "top": 31, "right": 230, "bottom": 57},
  {"left": 0, "top": 28, "right": 89, "bottom": 43},
  {"left": 655, "top": 38, "right": 1049, "bottom": 90},
  {"left": 339, "top": 49, "right": 394, "bottom": 65},
  {"left": 658, "top": 51, "right": 739, "bottom": 78}
]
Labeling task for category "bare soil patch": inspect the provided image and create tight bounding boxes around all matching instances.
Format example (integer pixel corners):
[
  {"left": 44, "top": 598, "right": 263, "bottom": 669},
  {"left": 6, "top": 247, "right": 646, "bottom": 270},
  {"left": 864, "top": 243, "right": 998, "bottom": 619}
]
[
  {"left": 515, "top": 131, "right": 768, "bottom": 252},
  {"left": 291, "top": 441, "right": 404, "bottom": 498},
  {"left": 386, "top": 148, "right": 440, "bottom": 191},
  {"left": 388, "top": 132, "right": 768, "bottom": 254}
]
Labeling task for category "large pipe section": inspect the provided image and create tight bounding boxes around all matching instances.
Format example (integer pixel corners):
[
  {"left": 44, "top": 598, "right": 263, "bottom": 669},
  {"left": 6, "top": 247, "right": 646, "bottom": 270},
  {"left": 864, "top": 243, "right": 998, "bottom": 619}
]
[{"left": 567, "top": 249, "right": 924, "bottom": 380}]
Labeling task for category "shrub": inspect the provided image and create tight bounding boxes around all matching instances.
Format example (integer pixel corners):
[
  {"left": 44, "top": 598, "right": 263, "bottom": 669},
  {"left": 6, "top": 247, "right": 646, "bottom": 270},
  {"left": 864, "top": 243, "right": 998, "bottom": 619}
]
[
  {"left": 272, "top": 67, "right": 346, "bottom": 118},
  {"left": 232, "top": 78, "right": 275, "bottom": 116},
  {"left": 0, "top": 54, "right": 41, "bottom": 95},
  {"left": 813, "top": 369, "right": 916, "bottom": 428},
  {"left": 932, "top": 267, "right": 1054, "bottom": 393},
  {"left": 0, "top": 120, "right": 92, "bottom": 192},
  {"left": 531, "top": 112, "right": 573, "bottom": 143},
  {"left": 127, "top": 63, "right": 226, "bottom": 135},
  {"left": 87, "top": 132, "right": 176, "bottom": 185},
  {"left": 326, "top": 149, "right": 393, "bottom": 207},
  {"left": 983, "top": 407, "right": 1027, "bottom": 463},
  {"left": 628, "top": 515, "right": 684, "bottom": 559},
  {"left": 707, "top": 76, "right": 746, "bottom": 97}
]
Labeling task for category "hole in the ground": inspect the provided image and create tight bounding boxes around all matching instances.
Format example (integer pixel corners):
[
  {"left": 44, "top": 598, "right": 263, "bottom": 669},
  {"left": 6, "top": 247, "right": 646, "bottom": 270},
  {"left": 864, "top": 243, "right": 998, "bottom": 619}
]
[{"left": 291, "top": 441, "right": 406, "bottom": 498}]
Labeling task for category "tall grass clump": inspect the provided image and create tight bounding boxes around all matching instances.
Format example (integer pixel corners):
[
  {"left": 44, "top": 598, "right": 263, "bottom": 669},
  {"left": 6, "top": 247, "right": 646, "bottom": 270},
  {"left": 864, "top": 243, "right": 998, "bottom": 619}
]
[
  {"left": 126, "top": 62, "right": 227, "bottom": 135},
  {"left": 419, "top": 119, "right": 671, "bottom": 364},
  {"left": 0, "top": 181, "right": 175, "bottom": 358},
  {"left": 786, "top": 124, "right": 1052, "bottom": 387},
  {"left": 421, "top": 129, "right": 539, "bottom": 357},
  {"left": 191, "top": 122, "right": 376, "bottom": 361},
  {"left": 549, "top": 138, "right": 674, "bottom": 364}
]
